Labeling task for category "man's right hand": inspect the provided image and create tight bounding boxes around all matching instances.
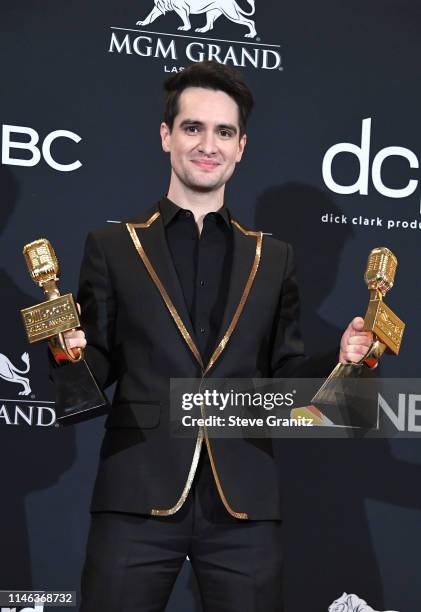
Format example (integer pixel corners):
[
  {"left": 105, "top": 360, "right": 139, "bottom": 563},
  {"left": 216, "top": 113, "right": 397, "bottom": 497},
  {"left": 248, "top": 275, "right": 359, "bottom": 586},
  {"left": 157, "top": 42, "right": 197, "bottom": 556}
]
[
  {"left": 63, "top": 302, "right": 87, "bottom": 351},
  {"left": 63, "top": 328, "right": 87, "bottom": 351}
]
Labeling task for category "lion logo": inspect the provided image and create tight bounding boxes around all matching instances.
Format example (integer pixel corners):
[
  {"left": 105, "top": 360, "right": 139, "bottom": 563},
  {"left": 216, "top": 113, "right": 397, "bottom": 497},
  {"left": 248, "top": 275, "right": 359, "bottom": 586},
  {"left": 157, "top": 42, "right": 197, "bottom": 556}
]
[
  {"left": 329, "top": 592, "right": 398, "bottom": 612},
  {"left": 0, "top": 351, "right": 31, "bottom": 396},
  {"left": 136, "top": 0, "right": 257, "bottom": 38}
]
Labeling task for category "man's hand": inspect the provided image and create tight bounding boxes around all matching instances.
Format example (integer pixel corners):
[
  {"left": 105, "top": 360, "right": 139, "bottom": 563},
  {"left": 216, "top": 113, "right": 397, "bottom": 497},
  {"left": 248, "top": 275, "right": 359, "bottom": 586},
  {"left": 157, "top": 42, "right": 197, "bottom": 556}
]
[
  {"left": 63, "top": 302, "right": 87, "bottom": 352},
  {"left": 63, "top": 329, "right": 87, "bottom": 351},
  {"left": 339, "top": 317, "right": 373, "bottom": 364}
]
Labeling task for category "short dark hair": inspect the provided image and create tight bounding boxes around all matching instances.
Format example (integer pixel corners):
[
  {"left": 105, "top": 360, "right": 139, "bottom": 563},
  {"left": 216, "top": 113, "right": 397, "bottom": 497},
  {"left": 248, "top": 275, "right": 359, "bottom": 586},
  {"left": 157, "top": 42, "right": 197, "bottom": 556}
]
[{"left": 163, "top": 61, "right": 254, "bottom": 136}]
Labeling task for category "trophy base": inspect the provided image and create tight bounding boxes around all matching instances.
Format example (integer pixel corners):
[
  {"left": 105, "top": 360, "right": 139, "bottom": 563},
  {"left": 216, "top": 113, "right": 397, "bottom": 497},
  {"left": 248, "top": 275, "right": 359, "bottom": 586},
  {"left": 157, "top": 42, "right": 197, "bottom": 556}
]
[
  {"left": 310, "top": 362, "right": 378, "bottom": 429},
  {"left": 51, "top": 359, "right": 110, "bottom": 425}
]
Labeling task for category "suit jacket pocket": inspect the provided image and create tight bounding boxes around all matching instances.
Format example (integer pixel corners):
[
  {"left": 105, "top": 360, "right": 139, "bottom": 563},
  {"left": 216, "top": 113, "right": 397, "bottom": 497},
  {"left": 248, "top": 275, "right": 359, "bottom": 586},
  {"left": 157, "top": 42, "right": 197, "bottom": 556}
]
[{"left": 104, "top": 401, "right": 161, "bottom": 429}]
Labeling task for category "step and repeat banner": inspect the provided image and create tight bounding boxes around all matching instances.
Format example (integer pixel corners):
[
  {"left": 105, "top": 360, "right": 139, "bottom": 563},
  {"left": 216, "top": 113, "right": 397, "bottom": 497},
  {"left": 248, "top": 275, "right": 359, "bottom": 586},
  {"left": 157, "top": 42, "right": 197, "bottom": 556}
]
[{"left": 1, "top": 2, "right": 420, "bottom": 611}]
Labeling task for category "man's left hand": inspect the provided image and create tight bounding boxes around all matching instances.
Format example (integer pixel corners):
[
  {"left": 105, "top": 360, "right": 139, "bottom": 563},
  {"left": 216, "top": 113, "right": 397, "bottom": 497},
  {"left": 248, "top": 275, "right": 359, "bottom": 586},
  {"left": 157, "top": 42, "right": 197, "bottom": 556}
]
[{"left": 339, "top": 317, "right": 373, "bottom": 364}]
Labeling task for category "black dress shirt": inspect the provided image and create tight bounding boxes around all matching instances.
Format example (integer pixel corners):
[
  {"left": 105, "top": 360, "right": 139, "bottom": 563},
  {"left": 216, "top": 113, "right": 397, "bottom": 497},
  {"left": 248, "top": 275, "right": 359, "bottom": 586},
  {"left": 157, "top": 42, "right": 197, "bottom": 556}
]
[{"left": 159, "top": 196, "right": 233, "bottom": 366}]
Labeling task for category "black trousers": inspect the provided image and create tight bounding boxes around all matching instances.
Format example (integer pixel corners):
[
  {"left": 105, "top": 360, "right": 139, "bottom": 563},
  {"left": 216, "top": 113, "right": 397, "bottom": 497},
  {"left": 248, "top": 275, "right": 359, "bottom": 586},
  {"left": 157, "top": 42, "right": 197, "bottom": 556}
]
[{"left": 80, "top": 448, "right": 284, "bottom": 612}]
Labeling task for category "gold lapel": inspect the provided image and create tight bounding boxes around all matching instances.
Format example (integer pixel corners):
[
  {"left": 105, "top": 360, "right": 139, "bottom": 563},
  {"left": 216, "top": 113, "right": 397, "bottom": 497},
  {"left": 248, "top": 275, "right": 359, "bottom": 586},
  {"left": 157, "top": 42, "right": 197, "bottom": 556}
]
[
  {"left": 126, "top": 212, "right": 263, "bottom": 375},
  {"left": 126, "top": 213, "right": 204, "bottom": 370},
  {"left": 205, "top": 220, "right": 263, "bottom": 374}
]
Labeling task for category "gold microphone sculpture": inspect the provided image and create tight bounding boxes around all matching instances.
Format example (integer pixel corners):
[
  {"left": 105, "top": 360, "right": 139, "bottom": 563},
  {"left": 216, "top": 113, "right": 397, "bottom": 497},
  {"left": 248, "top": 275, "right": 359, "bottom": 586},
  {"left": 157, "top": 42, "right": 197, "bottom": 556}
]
[
  {"left": 310, "top": 247, "right": 405, "bottom": 423},
  {"left": 21, "top": 239, "right": 109, "bottom": 425}
]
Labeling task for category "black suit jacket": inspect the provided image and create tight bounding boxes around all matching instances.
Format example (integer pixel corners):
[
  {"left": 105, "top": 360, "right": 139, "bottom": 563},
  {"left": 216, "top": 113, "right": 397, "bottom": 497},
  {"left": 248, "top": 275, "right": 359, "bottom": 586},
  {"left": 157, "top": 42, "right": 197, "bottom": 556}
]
[{"left": 78, "top": 200, "right": 336, "bottom": 520}]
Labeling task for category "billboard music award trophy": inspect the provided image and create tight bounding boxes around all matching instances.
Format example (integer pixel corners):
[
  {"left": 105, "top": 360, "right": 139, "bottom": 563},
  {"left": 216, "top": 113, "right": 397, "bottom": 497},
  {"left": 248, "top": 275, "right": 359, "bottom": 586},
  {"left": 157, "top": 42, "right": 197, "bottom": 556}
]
[
  {"left": 295, "top": 247, "right": 405, "bottom": 427},
  {"left": 20, "top": 239, "right": 109, "bottom": 425}
]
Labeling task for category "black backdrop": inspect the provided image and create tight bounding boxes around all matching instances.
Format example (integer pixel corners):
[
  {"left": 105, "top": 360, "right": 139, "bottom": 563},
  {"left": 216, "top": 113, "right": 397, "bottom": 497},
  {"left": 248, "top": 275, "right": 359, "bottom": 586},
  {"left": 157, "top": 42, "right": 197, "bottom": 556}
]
[{"left": 1, "top": 2, "right": 421, "bottom": 611}]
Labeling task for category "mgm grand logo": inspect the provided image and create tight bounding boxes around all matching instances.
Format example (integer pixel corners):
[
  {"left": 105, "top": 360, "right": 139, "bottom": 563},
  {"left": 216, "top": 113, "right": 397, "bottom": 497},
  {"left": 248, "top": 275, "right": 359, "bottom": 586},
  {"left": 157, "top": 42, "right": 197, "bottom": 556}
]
[
  {"left": 0, "top": 350, "right": 56, "bottom": 427},
  {"left": 108, "top": 0, "right": 282, "bottom": 72}
]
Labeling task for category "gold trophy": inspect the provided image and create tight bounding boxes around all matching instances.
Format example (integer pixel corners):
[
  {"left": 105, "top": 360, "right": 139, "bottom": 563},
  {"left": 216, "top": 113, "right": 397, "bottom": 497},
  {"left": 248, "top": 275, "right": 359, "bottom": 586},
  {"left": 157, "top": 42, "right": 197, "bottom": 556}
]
[
  {"left": 21, "top": 239, "right": 109, "bottom": 424},
  {"left": 302, "top": 247, "right": 405, "bottom": 426}
]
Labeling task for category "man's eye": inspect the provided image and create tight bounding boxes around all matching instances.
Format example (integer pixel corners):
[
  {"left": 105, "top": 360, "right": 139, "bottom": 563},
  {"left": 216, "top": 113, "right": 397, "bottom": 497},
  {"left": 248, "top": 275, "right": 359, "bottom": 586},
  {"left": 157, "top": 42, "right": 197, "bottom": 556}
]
[
  {"left": 219, "top": 130, "right": 233, "bottom": 138},
  {"left": 185, "top": 125, "right": 199, "bottom": 133}
]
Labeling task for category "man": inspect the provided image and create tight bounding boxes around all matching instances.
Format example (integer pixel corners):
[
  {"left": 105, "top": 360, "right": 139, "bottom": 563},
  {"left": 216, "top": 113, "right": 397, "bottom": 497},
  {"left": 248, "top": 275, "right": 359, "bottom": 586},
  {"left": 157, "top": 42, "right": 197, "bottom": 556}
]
[{"left": 60, "top": 61, "right": 372, "bottom": 611}]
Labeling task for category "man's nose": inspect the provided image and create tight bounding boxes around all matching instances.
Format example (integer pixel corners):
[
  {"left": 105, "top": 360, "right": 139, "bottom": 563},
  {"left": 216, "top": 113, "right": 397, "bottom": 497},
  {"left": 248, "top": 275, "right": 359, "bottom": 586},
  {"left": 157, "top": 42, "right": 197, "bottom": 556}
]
[{"left": 198, "top": 130, "right": 217, "bottom": 155}]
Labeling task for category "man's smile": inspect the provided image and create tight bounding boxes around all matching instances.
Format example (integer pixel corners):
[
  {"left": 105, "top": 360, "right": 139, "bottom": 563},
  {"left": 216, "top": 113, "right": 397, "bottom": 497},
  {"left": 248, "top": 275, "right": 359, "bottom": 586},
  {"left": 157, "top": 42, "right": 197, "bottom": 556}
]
[{"left": 191, "top": 159, "right": 221, "bottom": 170}]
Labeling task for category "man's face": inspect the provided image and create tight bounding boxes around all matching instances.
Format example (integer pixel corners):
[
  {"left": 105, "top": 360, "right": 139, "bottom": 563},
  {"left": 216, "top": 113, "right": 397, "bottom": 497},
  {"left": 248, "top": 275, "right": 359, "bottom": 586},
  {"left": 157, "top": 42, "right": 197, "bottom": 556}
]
[{"left": 160, "top": 87, "right": 247, "bottom": 194}]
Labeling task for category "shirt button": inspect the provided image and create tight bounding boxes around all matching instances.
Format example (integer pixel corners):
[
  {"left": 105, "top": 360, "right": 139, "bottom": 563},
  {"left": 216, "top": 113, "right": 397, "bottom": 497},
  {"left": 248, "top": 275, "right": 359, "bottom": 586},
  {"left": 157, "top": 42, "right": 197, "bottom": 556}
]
[
  {"left": 200, "top": 280, "right": 205, "bottom": 286},
  {"left": 200, "top": 327, "right": 205, "bottom": 333},
  {"left": 185, "top": 210, "right": 191, "bottom": 217}
]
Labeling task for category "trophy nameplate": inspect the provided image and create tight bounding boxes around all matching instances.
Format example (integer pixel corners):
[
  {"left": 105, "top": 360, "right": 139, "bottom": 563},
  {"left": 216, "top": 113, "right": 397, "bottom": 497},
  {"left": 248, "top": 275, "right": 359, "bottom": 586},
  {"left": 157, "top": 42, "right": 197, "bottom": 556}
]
[{"left": 21, "top": 294, "right": 79, "bottom": 343}]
